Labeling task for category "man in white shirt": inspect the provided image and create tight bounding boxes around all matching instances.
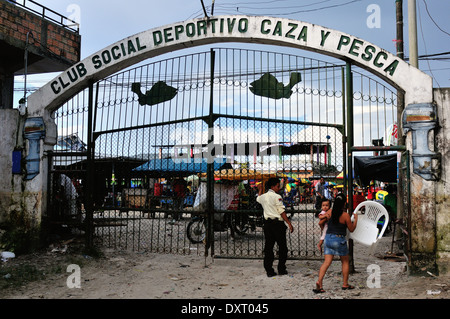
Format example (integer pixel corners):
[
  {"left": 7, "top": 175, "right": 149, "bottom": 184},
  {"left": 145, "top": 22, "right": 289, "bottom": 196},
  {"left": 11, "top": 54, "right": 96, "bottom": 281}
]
[{"left": 257, "top": 178, "right": 294, "bottom": 277}]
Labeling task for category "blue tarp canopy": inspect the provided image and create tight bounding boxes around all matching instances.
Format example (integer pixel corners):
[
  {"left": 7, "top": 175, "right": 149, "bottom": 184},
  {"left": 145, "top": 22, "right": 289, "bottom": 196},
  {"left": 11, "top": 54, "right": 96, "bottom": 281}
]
[{"left": 133, "top": 158, "right": 232, "bottom": 176}]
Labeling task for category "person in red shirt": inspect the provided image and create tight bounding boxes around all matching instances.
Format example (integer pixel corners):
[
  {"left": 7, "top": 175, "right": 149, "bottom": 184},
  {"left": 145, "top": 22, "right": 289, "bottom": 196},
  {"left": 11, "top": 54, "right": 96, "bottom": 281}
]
[{"left": 172, "top": 178, "right": 187, "bottom": 221}]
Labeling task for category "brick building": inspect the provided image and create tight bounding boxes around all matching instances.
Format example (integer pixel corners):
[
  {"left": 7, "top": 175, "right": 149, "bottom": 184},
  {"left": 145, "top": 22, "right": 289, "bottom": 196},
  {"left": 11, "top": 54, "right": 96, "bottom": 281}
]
[{"left": 0, "top": 0, "right": 81, "bottom": 109}]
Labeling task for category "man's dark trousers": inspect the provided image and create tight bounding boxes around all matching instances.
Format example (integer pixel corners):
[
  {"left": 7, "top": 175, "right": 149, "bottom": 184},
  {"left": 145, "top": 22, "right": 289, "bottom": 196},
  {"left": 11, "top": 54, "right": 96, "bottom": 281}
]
[{"left": 263, "top": 219, "right": 288, "bottom": 274}]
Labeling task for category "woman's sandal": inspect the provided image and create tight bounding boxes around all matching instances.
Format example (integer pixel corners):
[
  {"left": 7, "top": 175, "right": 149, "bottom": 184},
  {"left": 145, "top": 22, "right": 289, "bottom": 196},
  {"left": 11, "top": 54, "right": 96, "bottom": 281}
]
[
  {"left": 313, "top": 283, "right": 326, "bottom": 294},
  {"left": 342, "top": 285, "right": 355, "bottom": 290}
]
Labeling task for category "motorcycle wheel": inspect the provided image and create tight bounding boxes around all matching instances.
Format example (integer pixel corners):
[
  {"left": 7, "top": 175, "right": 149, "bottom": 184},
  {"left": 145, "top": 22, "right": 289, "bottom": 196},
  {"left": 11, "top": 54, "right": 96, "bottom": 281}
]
[
  {"left": 231, "top": 213, "right": 249, "bottom": 235},
  {"left": 187, "top": 218, "right": 206, "bottom": 244}
]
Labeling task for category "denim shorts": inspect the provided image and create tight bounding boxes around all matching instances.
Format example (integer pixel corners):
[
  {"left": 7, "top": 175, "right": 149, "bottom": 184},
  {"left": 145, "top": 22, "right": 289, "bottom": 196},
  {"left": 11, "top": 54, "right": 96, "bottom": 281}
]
[{"left": 324, "top": 233, "right": 348, "bottom": 256}]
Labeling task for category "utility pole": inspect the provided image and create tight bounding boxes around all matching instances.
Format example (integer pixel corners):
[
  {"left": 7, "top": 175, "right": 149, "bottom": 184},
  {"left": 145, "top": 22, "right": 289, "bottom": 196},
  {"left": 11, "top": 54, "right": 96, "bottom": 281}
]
[
  {"left": 396, "top": 0, "right": 406, "bottom": 251},
  {"left": 408, "top": 0, "right": 419, "bottom": 67},
  {"left": 396, "top": 0, "right": 405, "bottom": 142},
  {"left": 396, "top": 0, "right": 404, "bottom": 60}
]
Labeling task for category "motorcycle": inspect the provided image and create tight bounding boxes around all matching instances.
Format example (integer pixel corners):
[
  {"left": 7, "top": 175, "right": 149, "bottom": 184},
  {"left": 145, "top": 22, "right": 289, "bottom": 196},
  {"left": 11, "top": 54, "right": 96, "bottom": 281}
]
[{"left": 186, "top": 209, "right": 264, "bottom": 244}]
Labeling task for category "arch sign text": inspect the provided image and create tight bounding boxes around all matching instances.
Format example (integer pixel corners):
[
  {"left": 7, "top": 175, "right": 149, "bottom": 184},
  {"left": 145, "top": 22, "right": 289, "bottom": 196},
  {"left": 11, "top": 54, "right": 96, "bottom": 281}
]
[{"left": 29, "top": 15, "right": 432, "bottom": 115}]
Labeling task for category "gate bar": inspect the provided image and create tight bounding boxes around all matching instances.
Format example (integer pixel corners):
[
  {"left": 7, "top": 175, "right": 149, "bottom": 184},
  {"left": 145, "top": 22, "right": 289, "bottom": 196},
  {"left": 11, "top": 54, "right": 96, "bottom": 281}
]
[
  {"left": 346, "top": 62, "right": 354, "bottom": 214},
  {"left": 346, "top": 62, "right": 356, "bottom": 273},
  {"left": 85, "top": 81, "right": 95, "bottom": 249},
  {"left": 351, "top": 146, "right": 406, "bottom": 152},
  {"left": 206, "top": 48, "right": 216, "bottom": 258},
  {"left": 91, "top": 113, "right": 345, "bottom": 141},
  {"left": 213, "top": 113, "right": 344, "bottom": 133},
  {"left": 341, "top": 67, "right": 347, "bottom": 199}
]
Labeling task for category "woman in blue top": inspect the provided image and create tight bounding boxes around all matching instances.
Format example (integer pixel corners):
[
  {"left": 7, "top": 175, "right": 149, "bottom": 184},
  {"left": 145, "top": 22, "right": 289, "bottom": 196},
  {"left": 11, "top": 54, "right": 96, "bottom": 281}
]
[{"left": 314, "top": 193, "right": 358, "bottom": 293}]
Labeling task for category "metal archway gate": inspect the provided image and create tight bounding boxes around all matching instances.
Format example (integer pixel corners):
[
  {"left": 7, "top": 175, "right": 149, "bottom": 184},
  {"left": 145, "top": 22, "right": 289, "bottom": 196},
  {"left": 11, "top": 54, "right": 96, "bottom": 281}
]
[{"left": 47, "top": 47, "right": 399, "bottom": 259}]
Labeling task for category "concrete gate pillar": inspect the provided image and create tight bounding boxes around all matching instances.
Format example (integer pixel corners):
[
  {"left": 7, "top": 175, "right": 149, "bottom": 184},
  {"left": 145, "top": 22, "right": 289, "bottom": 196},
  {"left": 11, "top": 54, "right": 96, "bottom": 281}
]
[{"left": 434, "top": 88, "right": 450, "bottom": 274}]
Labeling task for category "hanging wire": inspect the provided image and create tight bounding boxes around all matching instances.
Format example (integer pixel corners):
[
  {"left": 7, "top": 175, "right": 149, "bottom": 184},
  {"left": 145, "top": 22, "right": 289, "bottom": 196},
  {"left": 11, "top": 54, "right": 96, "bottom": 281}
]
[
  {"left": 421, "top": 0, "right": 450, "bottom": 37},
  {"left": 417, "top": 0, "right": 441, "bottom": 88},
  {"left": 187, "top": 0, "right": 362, "bottom": 19}
]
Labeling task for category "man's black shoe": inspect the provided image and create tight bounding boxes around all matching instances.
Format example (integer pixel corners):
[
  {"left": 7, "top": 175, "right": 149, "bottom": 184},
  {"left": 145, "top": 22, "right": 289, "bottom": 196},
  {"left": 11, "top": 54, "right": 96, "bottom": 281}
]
[
  {"left": 278, "top": 270, "right": 288, "bottom": 275},
  {"left": 267, "top": 271, "right": 277, "bottom": 277}
]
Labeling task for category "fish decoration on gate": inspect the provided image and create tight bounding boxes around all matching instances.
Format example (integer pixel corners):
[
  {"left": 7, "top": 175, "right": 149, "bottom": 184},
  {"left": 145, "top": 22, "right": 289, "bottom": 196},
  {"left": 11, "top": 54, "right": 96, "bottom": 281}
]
[
  {"left": 250, "top": 72, "right": 302, "bottom": 99},
  {"left": 131, "top": 81, "right": 178, "bottom": 106}
]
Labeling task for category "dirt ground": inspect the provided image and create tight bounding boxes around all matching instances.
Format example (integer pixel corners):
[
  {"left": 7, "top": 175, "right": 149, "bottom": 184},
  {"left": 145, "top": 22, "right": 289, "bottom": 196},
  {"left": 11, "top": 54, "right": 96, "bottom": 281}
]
[{"left": 0, "top": 236, "right": 448, "bottom": 302}]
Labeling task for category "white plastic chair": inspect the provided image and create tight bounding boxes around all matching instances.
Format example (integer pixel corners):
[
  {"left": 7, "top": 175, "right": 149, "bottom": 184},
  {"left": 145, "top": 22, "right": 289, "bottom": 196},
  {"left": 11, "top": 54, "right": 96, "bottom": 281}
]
[{"left": 348, "top": 200, "right": 389, "bottom": 254}]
